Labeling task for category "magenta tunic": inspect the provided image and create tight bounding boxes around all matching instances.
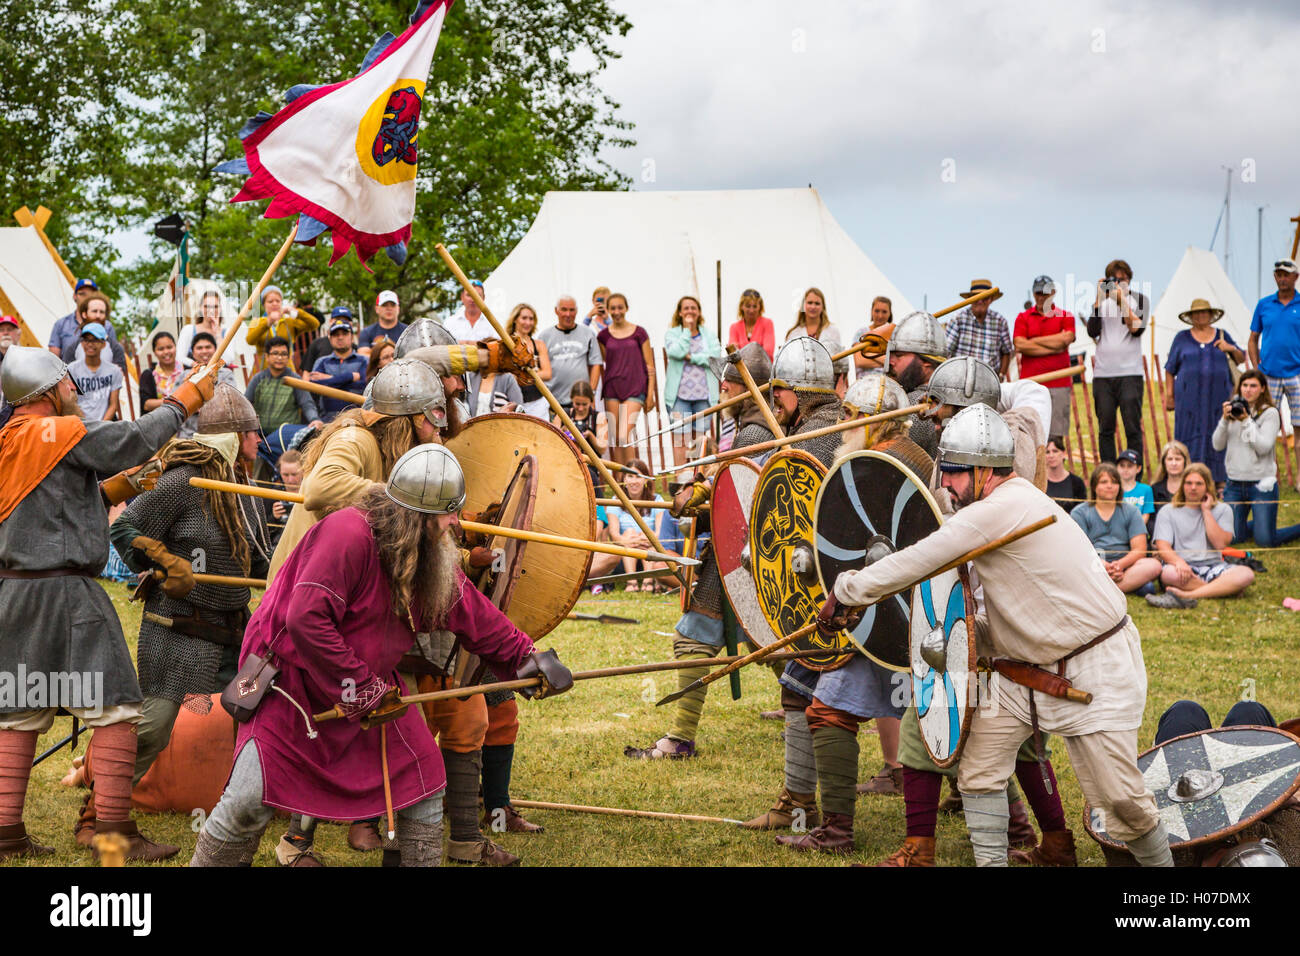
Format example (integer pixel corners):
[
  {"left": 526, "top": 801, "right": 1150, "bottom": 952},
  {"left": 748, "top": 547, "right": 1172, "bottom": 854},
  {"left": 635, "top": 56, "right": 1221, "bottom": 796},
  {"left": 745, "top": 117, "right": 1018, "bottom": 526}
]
[{"left": 235, "top": 507, "right": 535, "bottom": 819}]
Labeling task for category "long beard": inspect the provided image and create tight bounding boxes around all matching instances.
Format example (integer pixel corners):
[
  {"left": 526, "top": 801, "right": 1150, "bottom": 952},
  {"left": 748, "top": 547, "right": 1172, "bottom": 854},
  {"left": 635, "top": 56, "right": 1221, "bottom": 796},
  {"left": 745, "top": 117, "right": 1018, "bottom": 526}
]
[
  {"left": 417, "top": 529, "right": 463, "bottom": 627},
  {"left": 835, "top": 423, "right": 867, "bottom": 458},
  {"left": 893, "top": 360, "right": 926, "bottom": 393},
  {"left": 56, "top": 389, "right": 84, "bottom": 419}
]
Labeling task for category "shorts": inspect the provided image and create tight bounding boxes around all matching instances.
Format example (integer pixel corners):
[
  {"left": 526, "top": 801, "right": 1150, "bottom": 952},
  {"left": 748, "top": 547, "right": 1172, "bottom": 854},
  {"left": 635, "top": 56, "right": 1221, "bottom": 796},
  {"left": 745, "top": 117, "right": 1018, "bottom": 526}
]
[
  {"left": 1190, "top": 562, "right": 1230, "bottom": 583},
  {"left": 671, "top": 397, "right": 713, "bottom": 436},
  {"left": 1265, "top": 375, "right": 1300, "bottom": 425},
  {"left": 607, "top": 393, "right": 646, "bottom": 405}
]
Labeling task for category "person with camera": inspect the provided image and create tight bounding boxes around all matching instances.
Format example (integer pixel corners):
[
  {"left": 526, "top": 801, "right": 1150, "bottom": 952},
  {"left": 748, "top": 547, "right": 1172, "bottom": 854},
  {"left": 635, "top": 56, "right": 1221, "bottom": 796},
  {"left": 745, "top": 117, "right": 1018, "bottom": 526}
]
[
  {"left": 1213, "top": 370, "right": 1300, "bottom": 547},
  {"left": 1086, "top": 259, "right": 1149, "bottom": 465}
]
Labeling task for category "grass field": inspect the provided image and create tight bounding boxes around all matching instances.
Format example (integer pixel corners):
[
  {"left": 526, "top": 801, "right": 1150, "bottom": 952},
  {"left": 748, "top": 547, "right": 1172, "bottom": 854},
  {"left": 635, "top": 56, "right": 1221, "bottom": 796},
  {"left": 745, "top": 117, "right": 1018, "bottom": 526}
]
[{"left": 9, "top": 384, "right": 1300, "bottom": 867}]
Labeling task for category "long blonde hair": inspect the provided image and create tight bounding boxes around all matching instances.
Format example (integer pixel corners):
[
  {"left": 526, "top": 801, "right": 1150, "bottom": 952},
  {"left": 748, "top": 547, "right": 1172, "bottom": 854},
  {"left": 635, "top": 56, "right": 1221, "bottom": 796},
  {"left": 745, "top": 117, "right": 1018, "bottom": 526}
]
[
  {"left": 1172, "top": 462, "right": 1215, "bottom": 506},
  {"left": 1152, "top": 440, "right": 1190, "bottom": 489},
  {"left": 506, "top": 302, "right": 539, "bottom": 339},
  {"left": 301, "top": 409, "right": 421, "bottom": 485},
  {"left": 158, "top": 439, "right": 252, "bottom": 573},
  {"left": 786, "top": 287, "right": 829, "bottom": 339}
]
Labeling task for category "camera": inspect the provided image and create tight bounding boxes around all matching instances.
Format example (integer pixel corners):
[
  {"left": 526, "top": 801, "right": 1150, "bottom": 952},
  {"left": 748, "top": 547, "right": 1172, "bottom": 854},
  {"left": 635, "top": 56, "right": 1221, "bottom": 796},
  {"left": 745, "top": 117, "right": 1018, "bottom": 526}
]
[
  {"left": 1230, "top": 398, "right": 1249, "bottom": 419},
  {"left": 1100, "top": 277, "right": 1120, "bottom": 295}
]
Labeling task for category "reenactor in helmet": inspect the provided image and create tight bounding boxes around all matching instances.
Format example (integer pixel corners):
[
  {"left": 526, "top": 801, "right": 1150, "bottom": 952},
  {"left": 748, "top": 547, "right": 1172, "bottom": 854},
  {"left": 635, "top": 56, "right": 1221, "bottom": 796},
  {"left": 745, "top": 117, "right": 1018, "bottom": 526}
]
[
  {"left": 884, "top": 311, "right": 949, "bottom": 456},
  {"left": 73, "top": 386, "right": 272, "bottom": 847},
  {"left": 190, "top": 445, "right": 573, "bottom": 866},
  {"left": 0, "top": 346, "right": 214, "bottom": 861},
  {"left": 829, "top": 405, "right": 1173, "bottom": 868}
]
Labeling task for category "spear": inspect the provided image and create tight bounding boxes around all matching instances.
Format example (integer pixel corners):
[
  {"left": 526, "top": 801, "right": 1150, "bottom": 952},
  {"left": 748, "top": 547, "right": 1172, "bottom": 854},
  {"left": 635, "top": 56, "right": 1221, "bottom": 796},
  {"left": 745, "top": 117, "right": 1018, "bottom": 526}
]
[
  {"left": 434, "top": 243, "right": 685, "bottom": 590},
  {"left": 655, "top": 514, "right": 1058, "bottom": 706},
  {"left": 311, "top": 646, "right": 838, "bottom": 721},
  {"left": 186, "top": 476, "right": 698, "bottom": 566},
  {"left": 565, "top": 611, "right": 639, "bottom": 624},
  {"left": 642, "top": 285, "right": 1003, "bottom": 441},
  {"left": 31, "top": 718, "right": 81, "bottom": 768},
  {"left": 510, "top": 799, "right": 744, "bottom": 826},
  {"left": 283, "top": 376, "right": 364, "bottom": 405},
  {"left": 202, "top": 223, "right": 298, "bottom": 373},
  {"left": 154, "top": 570, "right": 266, "bottom": 589},
  {"left": 584, "top": 567, "right": 678, "bottom": 587},
  {"left": 651, "top": 401, "right": 932, "bottom": 478}
]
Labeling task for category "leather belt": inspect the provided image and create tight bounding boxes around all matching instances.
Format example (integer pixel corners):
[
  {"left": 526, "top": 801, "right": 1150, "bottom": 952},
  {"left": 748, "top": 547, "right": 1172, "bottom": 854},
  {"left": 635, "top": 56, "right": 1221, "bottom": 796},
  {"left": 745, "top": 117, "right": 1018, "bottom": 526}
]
[{"left": 0, "top": 568, "right": 96, "bottom": 580}]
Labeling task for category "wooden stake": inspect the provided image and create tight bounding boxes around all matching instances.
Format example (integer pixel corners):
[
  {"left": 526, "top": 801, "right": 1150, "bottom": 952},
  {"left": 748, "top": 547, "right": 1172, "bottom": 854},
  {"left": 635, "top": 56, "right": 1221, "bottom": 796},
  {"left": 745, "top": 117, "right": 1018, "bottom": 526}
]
[
  {"left": 434, "top": 243, "right": 685, "bottom": 589},
  {"left": 1155, "top": 354, "right": 1174, "bottom": 442},
  {"left": 1069, "top": 382, "right": 1088, "bottom": 473},
  {"left": 1081, "top": 374, "right": 1100, "bottom": 464}
]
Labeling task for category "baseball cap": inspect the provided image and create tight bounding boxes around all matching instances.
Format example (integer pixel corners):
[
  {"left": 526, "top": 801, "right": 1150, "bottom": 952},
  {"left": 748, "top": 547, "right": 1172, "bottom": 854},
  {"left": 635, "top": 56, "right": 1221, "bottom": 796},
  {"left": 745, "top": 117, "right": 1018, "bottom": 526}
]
[
  {"left": 330, "top": 305, "right": 354, "bottom": 320},
  {"left": 0, "top": 315, "right": 18, "bottom": 329},
  {"left": 1032, "top": 275, "right": 1055, "bottom": 294},
  {"left": 75, "top": 278, "right": 98, "bottom": 292},
  {"left": 1274, "top": 258, "right": 1299, "bottom": 275},
  {"left": 79, "top": 322, "right": 108, "bottom": 341},
  {"left": 1117, "top": 449, "right": 1141, "bottom": 464},
  {"left": 376, "top": 290, "right": 399, "bottom": 306},
  {"left": 329, "top": 319, "right": 354, "bottom": 334}
]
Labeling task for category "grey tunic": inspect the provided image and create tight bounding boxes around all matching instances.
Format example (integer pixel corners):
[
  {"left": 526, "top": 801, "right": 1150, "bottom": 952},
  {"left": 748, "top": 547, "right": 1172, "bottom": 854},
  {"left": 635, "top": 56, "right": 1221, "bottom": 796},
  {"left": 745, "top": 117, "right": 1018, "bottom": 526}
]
[
  {"left": 0, "top": 405, "right": 186, "bottom": 711},
  {"left": 113, "top": 464, "right": 271, "bottom": 702}
]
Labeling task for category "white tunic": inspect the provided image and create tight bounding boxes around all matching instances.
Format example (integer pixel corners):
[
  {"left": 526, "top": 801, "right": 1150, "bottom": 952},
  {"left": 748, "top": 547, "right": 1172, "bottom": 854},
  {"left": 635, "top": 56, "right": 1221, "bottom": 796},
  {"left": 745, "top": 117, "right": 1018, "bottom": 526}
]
[{"left": 833, "top": 476, "right": 1145, "bottom": 734}]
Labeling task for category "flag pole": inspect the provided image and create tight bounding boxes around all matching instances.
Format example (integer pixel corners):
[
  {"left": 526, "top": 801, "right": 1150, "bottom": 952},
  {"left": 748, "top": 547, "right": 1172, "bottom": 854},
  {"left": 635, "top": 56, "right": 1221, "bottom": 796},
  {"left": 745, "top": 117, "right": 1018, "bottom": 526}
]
[{"left": 204, "top": 222, "right": 298, "bottom": 375}]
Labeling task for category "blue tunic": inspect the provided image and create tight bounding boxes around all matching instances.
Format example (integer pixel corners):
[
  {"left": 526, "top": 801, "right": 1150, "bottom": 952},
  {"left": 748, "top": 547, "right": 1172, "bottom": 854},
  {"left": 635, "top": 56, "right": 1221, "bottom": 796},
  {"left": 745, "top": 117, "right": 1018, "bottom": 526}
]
[{"left": 1164, "top": 328, "right": 1238, "bottom": 482}]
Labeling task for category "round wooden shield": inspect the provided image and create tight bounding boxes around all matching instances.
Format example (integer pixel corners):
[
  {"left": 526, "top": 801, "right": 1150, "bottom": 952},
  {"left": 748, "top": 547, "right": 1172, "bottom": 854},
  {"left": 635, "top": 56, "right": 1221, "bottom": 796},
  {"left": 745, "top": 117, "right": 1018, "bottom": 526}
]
[
  {"left": 446, "top": 413, "right": 595, "bottom": 639},
  {"left": 813, "top": 451, "right": 942, "bottom": 672},
  {"left": 750, "top": 449, "right": 855, "bottom": 670},
  {"left": 909, "top": 564, "right": 977, "bottom": 768},
  {"left": 712, "top": 459, "right": 780, "bottom": 648},
  {"left": 1084, "top": 725, "right": 1300, "bottom": 850}
]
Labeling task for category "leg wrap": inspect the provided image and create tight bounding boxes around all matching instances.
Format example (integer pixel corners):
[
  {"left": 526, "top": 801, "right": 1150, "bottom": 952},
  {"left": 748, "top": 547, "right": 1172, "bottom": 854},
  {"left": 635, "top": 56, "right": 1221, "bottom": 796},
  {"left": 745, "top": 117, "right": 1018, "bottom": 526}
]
[
  {"left": 1127, "top": 821, "right": 1174, "bottom": 868},
  {"left": 441, "top": 749, "right": 483, "bottom": 843},
  {"left": 903, "top": 768, "right": 943, "bottom": 839},
  {"left": 1014, "top": 758, "right": 1067, "bottom": 832},
  {"left": 783, "top": 709, "right": 818, "bottom": 795},
  {"left": 812, "top": 725, "right": 859, "bottom": 817},
  {"left": 668, "top": 634, "right": 715, "bottom": 742},
  {"left": 0, "top": 730, "right": 38, "bottom": 826},
  {"left": 481, "top": 744, "right": 513, "bottom": 815},
  {"left": 961, "top": 790, "right": 1010, "bottom": 867},
  {"left": 88, "top": 723, "right": 137, "bottom": 824},
  {"left": 191, "top": 827, "right": 263, "bottom": 867}
]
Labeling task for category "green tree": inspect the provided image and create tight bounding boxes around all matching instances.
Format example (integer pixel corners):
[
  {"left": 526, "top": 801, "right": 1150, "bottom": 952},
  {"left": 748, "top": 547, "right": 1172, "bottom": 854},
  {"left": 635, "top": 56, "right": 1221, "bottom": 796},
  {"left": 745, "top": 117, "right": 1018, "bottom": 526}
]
[{"left": 116, "top": 0, "right": 633, "bottom": 335}]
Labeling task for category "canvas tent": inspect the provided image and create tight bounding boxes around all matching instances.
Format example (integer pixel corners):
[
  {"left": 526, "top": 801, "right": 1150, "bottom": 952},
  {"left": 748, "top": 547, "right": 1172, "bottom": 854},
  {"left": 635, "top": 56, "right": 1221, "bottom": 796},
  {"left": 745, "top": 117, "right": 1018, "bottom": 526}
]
[
  {"left": 1150, "top": 246, "right": 1253, "bottom": 364},
  {"left": 484, "top": 187, "right": 914, "bottom": 365},
  {"left": 0, "top": 223, "right": 76, "bottom": 351}
]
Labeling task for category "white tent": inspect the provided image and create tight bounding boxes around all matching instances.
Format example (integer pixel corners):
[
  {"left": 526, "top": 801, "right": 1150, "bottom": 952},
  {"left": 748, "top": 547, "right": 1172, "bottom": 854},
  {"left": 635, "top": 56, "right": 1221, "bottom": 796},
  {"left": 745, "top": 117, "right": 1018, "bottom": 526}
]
[
  {"left": 484, "top": 187, "right": 913, "bottom": 363},
  {"left": 0, "top": 225, "right": 76, "bottom": 349},
  {"left": 1150, "top": 246, "right": 1253, "bottom": 364}
]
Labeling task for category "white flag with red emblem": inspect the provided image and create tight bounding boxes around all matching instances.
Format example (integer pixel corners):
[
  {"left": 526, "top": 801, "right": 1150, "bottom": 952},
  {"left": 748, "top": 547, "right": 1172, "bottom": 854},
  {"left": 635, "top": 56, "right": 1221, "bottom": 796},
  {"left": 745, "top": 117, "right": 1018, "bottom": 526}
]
[{"left": 218, "top": 0, "right": 453, "bottom": 266}]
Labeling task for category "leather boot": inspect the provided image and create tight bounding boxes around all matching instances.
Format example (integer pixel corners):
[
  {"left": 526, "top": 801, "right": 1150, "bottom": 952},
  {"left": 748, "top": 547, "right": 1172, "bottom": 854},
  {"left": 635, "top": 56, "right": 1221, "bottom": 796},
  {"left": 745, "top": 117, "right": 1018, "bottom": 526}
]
[
  {"left": 447, "top": 837, "right": 521, "bottom": 866},
  {"left": 875, "top": 835, "right": 936, "bottom": 867},
  {"left": 92, "top": 820, "right": 179, "bottom": 862},
  {"left": 740, "top": 788, "right": 820, "bottom": 830},
  {"left": 275, "top": 835, "right": 324, "bottom": 867},
  {"left": 775, "top": 812, "right": 855, "bottom": 854},
  {"left": 856, "top": 764, "right": 904, "bottom": 796},
  {"left": 0, "top": 822, "right": 54, "bottom": 860},
  {"left": 1028, "top": 829, "right": 1078, "bottom": 867},
  {"left": 74, "top": 790, "right": 96, "bottom": 847},
  {"left": 190, "top": 828, "right": 260, "bottom": 867},
  {"left": 1006, "top": 798, "right": 1038, "bottom": 864},
  {"left": 483, "top": 804, "right": 544, "bottom": 834}
]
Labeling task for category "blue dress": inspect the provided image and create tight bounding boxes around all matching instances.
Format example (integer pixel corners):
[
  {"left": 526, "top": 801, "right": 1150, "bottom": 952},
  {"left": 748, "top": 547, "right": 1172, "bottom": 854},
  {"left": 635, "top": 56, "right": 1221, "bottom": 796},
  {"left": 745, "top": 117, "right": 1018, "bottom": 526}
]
[{"left": 1165, "top": 328, "right": 1239, "bottom": 482}]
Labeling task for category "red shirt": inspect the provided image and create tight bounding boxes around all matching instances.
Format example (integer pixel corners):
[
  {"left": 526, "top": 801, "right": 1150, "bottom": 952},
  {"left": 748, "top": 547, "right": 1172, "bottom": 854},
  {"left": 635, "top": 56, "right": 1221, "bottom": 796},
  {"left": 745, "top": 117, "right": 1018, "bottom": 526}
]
[
  {"left": 1013, "top": 307, "right": 1075, "bottom": 387},
  {"left": 728, "top": 316, "right": 775, "bottom": 360}
]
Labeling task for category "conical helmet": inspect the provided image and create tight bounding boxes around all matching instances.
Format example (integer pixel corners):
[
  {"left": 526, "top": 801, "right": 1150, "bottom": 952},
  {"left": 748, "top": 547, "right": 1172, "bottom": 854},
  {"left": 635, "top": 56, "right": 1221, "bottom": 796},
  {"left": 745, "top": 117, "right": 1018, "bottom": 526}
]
[
  {"left": 197, "top": 383, "right": 261, "bottom": 434},
  {"left": 937, "top": 403, "right": 1014, "bottom": 468},
  {"left": 395, "top": 317, "right": 456, "bottom": 359},
  {"left": 385, "top": 443, "right": 466, "bottom": 514},
  {"left": 926, "top": 356, "right": 1001, "bottom": 411}
]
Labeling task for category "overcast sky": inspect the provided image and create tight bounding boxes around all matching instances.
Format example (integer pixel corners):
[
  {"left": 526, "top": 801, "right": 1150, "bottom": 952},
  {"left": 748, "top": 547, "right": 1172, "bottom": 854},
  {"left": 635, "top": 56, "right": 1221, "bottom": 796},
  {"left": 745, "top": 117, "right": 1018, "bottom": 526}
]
[{"left": 596, "top": 0, "right": 1300, "bottom": 317}]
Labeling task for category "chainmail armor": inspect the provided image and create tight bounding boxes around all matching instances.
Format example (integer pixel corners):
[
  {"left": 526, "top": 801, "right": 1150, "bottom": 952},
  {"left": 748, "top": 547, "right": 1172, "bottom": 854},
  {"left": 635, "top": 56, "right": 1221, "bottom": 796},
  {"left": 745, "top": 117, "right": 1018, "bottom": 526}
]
[
  {"left": 790, "top": 392, "right": 844, "bottom": 468},
  {"left": 907, "top": 386, "right": 940, "bottom": 457},
  {"left": 125, "top": 464, "right": 270, "bottom": 702}
]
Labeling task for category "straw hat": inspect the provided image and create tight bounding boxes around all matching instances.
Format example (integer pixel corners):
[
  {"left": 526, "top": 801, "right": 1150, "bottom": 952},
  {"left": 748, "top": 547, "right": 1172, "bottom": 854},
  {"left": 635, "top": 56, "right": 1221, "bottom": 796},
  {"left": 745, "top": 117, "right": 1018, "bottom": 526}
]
[
  {"left": 959, "top": 279, "right": 1001, "bottom": 302},
  {"left": 1177, "top": 298, "right": 1224, "bottom": 324}
]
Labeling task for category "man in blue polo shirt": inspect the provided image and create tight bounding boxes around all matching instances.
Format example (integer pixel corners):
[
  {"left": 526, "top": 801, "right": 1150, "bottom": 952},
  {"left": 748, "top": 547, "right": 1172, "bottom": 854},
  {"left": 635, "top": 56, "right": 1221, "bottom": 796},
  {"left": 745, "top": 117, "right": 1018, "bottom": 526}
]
[
  {"left": 308, "top": 315, "right": 368, "bottom": 421},
  {"left": 1248, "top": 257, "right": 1300, "bottom": 489}
]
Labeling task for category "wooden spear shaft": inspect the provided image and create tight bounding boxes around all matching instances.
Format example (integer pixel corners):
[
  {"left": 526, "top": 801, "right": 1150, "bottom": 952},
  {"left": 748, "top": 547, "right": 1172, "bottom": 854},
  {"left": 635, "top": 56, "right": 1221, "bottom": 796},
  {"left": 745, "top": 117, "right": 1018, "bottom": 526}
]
[
  {"left": 283, "top": 376, "right": 363, "bottom": 405},
  {"left": 154, "top": 570, "right": 266, "bottom": 589},
  {"left": 652, "top": 401, "right": 931, "bottom": 478},
  {"left": 185, "top": 476, "right": 698, "bottom": 565},
  {"left": 655, "top": 514, "right": 1058, "bottom": 706},
  {"left": 510, "top": 799, "right": 744, "bottom": 826},
  {"left": 204, "top": 223, "right": 298, "bottom": 373},
  {"left": 311, "top": 646, "right": 836, "bottom": 721},
  {"left": 433, "top": 243, "right": 685, "bottom": 590},
  {"left": 726, "top": 343, "right": 783, "bottom": 436}
]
